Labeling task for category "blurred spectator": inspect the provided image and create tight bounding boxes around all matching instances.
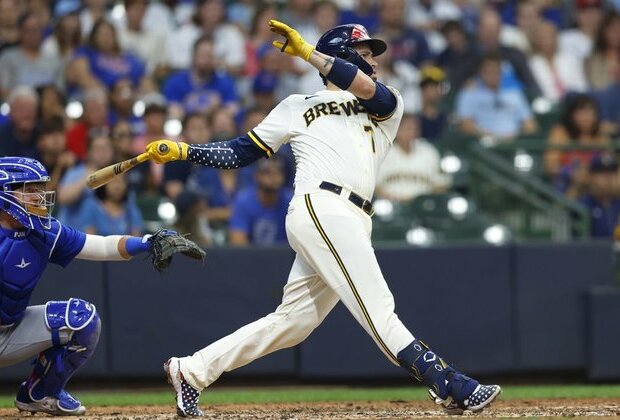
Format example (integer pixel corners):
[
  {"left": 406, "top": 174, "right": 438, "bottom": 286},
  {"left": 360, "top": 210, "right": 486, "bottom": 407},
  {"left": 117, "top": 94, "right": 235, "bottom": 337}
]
[
  {"left": 133, "top": 95, "right": 168, "bottom": 189},
  {"left": 163, "top": 112, "right": 211, "bottom": 200},
  {"left": 436, "top": 20, "right": 471, "bottom": 86},
  {"left": 450, "top": 8, "right": 541, "bottom": 96},
  {"left": 115, "top": 0, "right": 167, "bottom": 75},
  {"left": 244, "top": 4, "right": 279, "bottom": 78},
  {"left": 77, "top": 174, "right": 143, "bottom": 236},
  {"left": 0, "top": 0, "right": 21, "bottom": 51},
  {"left": 36, "top": 84, "right": 67, "bottom": 124},
  {"left": 57, "top": 129, "right": 114, "bottom": 228},
  {"left": 252, "top": 71, "right": 279, "bottom": 114},
  {"left": 281, "top": 0, "right": 316, "bottom": 36},
  {"left": 500, "top": 0, "right": 541, "bottom": 54},
  {"left": 80, "top": 0, "right": 109, "bottom": 38},
  {"left": 26, "top": 0, "right": 52, "bottom": 38},
  {"left": 108, "top": 77, "right": 142, "bottom": 133},
  {"left": 418, "top": 66, "right": 448, "bottom": 142},
  {"left": 339, "top": 0, "right": 379, "bottom": 34},
  {"left": 559, "top": 0, "right": 602, "bottom": 63},
  {"left": 376, "top": 114, "right": 449, "bottom": 202},
  {"left": 0, "top": 12, "right": 62, "bottom": 98},
  {"left": 165, "top": 0, "right": 246, "bottom": 73},
  {"left": 35, "top": 116, "right": 76, "bottom": 192},
  {"left": 173, "top": 189, "right": 212, "bottom": 248},
  {"left": 68, "top": 19, "right": 145, "bottom": 93},
  {"left": 229, "top": 157, "right": 293, "bottom": 246},
  {"left": 407, "top": 0, "right": 462, "bottom": 54},
  {"left": 227, "top": 0, "right": 257, "bottom": 29},
  {"left": 0, "top": 86, "right": 39, "bottom": 158},
  {"left": 455, "top": 52, "right": 537, "bottom": 141},
  {"left": 208, "top": 106, "right": 237, "bottom": 141},
  {"left": 374, "top": 46, "right": 420, "bottom": 114},
  {"left": 595, "top": 68, "right": 620, "bottom": 134},
  {"left": 579, "top": 154, "right": 620, "bottom": 238},
  {"left": 545, "top": 95, "right": 609, "bottom": 186},
  {"left": 163, "top": 35, "right": 238, "bottom": 118},
  {"left": 529, "top": 20, "right": 588, "bottom": 103},
  {"left": 110, "top": 119, "right": 148, "bottom": 192},
  {"left": 585, "top": 12, "right": 620, "bottom": 90},
  {"left": 41, "top": 0, "right": 82, "bottom": 85},
  {"left": 66, "top": 88, "right": 109, "bottom": 160},
  {"left": 377, "top": 0, "right": 433, "bottom": 68}
]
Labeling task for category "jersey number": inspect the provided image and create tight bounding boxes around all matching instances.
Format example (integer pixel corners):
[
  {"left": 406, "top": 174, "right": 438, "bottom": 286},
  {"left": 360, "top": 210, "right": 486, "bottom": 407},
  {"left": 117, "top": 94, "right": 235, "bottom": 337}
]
[{"left": 363, "top": 125, "right": 376, "bottom": 153}]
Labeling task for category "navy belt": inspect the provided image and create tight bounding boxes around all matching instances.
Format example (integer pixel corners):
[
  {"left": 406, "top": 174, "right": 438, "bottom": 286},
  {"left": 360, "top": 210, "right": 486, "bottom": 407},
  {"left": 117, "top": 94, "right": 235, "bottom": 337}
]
[{"left": 319, "top": 181, "right": 374, "bottom": 216}]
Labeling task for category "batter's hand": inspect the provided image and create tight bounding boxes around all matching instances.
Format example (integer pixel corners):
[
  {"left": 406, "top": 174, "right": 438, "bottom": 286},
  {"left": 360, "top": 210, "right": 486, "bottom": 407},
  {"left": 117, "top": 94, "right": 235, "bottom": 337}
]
[
  {"left": 269, "top": 20, "right": 314, "bottom": 61},
  {"left": 146, "top": 140, "right": 188, "bottom": 163}
]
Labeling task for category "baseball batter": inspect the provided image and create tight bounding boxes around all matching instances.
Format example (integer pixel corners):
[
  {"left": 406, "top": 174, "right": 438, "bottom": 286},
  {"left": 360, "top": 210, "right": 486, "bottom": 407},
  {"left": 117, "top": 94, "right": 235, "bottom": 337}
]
[
  {"left": 0, "top": 157, "right": 203, "bottom": 416},
  {"left": 148, "top": 21, "right": 501, "bottom": 417}
]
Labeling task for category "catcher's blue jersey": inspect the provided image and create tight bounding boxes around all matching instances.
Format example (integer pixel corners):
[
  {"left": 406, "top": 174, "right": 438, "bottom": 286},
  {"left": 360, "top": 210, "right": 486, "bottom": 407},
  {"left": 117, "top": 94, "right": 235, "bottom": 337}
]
[{"left": 0, "top": 219, "right": 86, "bottom": 326}]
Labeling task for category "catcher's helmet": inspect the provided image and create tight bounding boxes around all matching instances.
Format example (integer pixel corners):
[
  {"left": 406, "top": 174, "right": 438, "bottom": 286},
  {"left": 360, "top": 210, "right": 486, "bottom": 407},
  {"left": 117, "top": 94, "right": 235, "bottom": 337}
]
[
  {"left": 0, "top": 157, "right": 55, "bottom": 229},
  {"left": 316, "top": 24, "right": 387, "bottom": 76}
]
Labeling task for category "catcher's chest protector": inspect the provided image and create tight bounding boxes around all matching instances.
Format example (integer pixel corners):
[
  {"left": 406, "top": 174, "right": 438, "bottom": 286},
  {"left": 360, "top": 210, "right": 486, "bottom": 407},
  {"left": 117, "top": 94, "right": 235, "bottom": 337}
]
[{"left": 0, "top": 224, "right": 59, "bottom": 326}]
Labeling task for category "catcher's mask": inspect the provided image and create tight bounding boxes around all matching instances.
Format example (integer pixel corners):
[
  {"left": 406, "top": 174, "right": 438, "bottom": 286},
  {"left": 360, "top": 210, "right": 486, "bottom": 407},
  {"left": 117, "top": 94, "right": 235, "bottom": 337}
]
[{"left": 0, "top": 157, "right": 55, "bottom": 229}]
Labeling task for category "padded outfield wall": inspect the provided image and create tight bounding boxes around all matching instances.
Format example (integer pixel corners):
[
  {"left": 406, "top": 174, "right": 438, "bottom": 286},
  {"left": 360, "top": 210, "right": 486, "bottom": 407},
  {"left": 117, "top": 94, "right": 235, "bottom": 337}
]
[{"left": 1, "top": 241, "right": 617, "bottom": 382}]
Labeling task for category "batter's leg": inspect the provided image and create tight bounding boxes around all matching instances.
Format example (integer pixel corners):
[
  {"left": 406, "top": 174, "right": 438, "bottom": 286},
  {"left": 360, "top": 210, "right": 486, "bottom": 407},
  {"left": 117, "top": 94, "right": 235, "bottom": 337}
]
[
  {"left": 176, "top": 255, "right": 339, "bottom": 391},
  {"left": 287, "top": 193, "right": 500, "bottom": 414}
]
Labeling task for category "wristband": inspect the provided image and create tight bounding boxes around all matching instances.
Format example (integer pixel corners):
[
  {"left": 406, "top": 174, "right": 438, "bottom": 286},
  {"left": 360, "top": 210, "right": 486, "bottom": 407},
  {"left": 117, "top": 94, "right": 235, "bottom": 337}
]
[{"left": 325, "top": 57, "right": 358, "bottom": 90}]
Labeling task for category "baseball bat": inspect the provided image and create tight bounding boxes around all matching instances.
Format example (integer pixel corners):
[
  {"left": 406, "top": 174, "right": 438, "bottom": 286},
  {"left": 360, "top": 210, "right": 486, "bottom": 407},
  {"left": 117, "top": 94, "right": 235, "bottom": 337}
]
[{"left": 87, "top": 152, "right": 151, "bottom": 189}]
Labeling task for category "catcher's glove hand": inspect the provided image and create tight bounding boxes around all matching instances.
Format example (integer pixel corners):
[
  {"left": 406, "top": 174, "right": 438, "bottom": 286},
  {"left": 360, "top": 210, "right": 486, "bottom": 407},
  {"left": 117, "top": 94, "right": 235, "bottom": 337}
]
[{"left": 148, "top": 229, "right": 206, "bottom": 272}]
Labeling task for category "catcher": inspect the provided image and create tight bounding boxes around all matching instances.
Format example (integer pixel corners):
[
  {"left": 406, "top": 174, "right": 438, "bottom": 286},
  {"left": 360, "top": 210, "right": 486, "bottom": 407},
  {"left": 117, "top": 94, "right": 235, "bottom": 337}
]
[{"left": 0, "top": 156, "right": 204, "bottom": 416}]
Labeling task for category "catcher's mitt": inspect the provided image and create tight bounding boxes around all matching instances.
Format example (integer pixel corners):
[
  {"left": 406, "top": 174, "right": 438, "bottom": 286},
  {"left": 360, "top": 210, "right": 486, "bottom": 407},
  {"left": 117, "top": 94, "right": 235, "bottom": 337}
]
[{"left": 148, "top": 229, "right": 206, "bottom": 272}]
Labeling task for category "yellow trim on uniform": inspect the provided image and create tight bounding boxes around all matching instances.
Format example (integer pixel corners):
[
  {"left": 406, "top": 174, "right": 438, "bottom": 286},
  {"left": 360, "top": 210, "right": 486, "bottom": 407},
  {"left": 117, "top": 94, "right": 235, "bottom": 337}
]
[
  {"left": 304, "top": 194, "right": 399, "bottom": 365},
  {"left": 370, "top": 108, "right": 396, "bottom": 122},
  {"left": 247, "top": 130, "right": 273, "bottom": 157}
]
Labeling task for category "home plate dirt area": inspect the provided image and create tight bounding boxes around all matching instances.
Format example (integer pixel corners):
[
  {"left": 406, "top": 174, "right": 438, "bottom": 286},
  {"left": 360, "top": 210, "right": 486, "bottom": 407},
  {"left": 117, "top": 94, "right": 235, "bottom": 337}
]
[{"left": 1, "top": 399, "right": 620, "bottom": 419}]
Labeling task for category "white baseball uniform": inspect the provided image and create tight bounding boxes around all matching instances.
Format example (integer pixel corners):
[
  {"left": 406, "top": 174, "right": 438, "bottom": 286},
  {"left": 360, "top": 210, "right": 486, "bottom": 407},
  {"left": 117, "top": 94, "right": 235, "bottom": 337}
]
[{"left": 179, "top": 87, "right": 417, "bottom": 389}]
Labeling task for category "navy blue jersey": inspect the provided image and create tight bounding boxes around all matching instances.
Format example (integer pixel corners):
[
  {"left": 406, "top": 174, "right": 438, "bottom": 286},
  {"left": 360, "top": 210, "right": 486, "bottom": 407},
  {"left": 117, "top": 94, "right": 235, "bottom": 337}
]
[{"left": 0, "top": 219, "right": 86, "bottom": 326}]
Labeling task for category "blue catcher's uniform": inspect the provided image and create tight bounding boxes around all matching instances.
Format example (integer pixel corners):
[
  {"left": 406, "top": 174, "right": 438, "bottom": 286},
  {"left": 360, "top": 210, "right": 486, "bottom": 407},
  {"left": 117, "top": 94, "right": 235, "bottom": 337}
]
[{"left": 0, "top": 157, "right": 101, "bottom": 416}]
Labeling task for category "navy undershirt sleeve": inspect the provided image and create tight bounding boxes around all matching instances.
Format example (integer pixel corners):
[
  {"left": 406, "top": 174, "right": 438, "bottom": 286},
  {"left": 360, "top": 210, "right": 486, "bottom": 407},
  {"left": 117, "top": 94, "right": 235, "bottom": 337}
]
[
  {"left": 187, "top": 135, "right": 265, "bottom": 169},
  {"left": 358, "top": 82, "right": 397, "bottom": 118}
]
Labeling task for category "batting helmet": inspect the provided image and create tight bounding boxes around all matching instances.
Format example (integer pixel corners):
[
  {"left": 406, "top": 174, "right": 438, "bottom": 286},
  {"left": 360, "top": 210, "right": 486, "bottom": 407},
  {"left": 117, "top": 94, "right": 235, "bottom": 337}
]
[
  {"left": 316, "top": 24, "right": 387, "bottom": 76},
  {"left": 0, "top": 157, "right": 55, "bottom": 229}
]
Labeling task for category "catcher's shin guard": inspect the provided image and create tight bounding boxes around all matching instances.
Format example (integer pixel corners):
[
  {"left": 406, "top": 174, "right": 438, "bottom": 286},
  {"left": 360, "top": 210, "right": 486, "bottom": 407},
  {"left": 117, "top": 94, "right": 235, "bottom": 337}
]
[
  {"left": 397, "top": 339, "right": 500, "bottom": 413},
  {"left": 23, "top": 309, "right": 101, "bottom": 404}
]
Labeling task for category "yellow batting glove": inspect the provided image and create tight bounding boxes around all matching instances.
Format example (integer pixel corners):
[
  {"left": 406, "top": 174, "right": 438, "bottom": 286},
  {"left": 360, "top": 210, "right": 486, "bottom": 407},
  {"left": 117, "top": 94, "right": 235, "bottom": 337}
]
[
  {"left": 269, "top": 19, "right": 314, "bottom": 61},
  {"left": 146, "top": 139, "right": 188, "bottom": 164}
]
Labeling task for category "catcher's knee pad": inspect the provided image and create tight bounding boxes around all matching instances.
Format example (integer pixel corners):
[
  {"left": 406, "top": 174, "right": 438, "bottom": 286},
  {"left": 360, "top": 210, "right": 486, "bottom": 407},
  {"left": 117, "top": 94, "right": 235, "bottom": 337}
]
[
  {"left": 397, "top": 339, "right": 478, "bottom": 405},
  {"left": 26, "top": 299, "right": 101, "bottom": 399}
]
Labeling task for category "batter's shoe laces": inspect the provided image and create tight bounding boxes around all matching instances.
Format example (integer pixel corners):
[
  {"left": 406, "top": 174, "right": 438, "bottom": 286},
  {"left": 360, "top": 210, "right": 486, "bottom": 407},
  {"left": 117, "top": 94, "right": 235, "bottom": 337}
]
[
  {"left": 164, "top": 357, "right": 204, "bottom": 417},
  {"left": 429, "top": 383, "right": 502, "bottom": 415},
  {"left": 14, "top": 381, "right": 86, "bottom": 416}
]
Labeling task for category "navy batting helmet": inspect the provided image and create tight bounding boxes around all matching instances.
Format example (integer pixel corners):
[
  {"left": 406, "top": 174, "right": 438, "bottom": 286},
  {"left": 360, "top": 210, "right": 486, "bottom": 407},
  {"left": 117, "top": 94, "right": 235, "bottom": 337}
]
[{"left": 316, "top": 24, "right": 387, "bottom": 77}]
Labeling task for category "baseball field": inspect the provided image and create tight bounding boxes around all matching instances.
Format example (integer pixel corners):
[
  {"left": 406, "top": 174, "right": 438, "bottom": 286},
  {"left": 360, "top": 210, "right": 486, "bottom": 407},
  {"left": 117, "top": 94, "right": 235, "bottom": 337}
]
[{"left": 1, "top": 384, "right": 619, "bottom": 418}]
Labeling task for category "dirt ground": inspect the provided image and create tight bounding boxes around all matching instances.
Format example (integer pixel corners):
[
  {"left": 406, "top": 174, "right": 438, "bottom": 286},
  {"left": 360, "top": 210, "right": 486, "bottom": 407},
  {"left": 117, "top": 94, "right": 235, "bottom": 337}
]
[{"left": 1, "top": 399, "right": 620, "bottom": 419}]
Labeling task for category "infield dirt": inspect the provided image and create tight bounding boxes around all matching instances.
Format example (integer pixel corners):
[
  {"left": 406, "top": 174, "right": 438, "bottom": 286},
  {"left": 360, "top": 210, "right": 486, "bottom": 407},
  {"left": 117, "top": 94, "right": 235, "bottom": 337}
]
[{"left": 1, "top": 399, "right": 620, "bottom": 419}]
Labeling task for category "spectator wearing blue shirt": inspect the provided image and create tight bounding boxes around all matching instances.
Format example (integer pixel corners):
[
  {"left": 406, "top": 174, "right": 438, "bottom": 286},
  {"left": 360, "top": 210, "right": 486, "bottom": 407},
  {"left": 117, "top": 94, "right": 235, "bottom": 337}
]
[
  {"left": 68, "top": 19, "right": 145, "bottom": 94},
  {"left": 418, "top": 66, "right": 448, "bottom": 142},
  {"left": 77, "top": 174, "right": 144, "bottom": 236},
  {"left": 377, "top": 0, "right": 433, "bottom": 68},
  {"left": 579, "top": 154, "right": 620, "bottom": 237},
  {"left": 229, "top": 158, "right": 293, "bottom": 246},
  {"left": 456, "top": 52, "right": 537, "bottom": 141},
  {"left": 163, "top": 35, "right": 238, "bottom": 119},
  {"left": 108, "top": 77, "right": 143, "bottom": 135}
]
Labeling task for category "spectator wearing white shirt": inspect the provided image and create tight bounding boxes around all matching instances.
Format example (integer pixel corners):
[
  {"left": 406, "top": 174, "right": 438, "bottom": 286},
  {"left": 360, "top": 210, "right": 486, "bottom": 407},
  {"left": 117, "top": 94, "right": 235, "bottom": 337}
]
[
  {"left": 529, "top": 20, "right": 588, "bottom": 103},
  {"left": 558, "top": 0, "right": 602, "bottom": 63},
  {"left": 407, "top": 0, "right": 461, "bottom": 54},
  {"left": 376, "top": 114, "right": 450, "bottom": 203},
  {"left": 115, "top": 0, "right": 167, "bottom": 75}
]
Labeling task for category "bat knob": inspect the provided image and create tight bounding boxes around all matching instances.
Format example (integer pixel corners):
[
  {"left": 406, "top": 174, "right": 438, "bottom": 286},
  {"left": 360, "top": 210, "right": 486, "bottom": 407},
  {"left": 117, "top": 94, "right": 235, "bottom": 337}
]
[{"left": 158, "top": 143, "right": 170, "bottom": 154}]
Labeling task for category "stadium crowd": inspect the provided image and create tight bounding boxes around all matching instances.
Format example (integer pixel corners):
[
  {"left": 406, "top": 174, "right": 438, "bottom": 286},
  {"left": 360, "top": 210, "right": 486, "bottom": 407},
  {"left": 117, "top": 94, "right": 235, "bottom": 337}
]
[{"left": 1, "top": 0, "right": 620, "bottom": 244}]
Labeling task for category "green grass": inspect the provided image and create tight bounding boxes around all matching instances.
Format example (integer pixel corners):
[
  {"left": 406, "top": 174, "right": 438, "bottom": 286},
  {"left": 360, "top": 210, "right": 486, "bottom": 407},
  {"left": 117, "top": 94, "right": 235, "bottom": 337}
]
[{"left": 1, "top": 385, "right": 620, "bottom": 408}]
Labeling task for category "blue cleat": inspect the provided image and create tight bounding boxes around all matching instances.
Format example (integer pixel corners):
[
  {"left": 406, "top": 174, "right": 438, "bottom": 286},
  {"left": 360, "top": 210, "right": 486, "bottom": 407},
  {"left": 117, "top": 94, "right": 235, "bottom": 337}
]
[
  {"left": 428, "top": 375, "right": 502, "bottom": 415},
  {"left": 164, "top": 357, "right": 204, "bottom": 417},
  {"left": 14, "top": 381, "right": 86, "bottom": 416}
]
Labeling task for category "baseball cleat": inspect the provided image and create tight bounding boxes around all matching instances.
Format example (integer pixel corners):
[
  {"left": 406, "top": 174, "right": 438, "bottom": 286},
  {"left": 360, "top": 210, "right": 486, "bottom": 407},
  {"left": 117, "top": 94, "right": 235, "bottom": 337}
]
[
  {"left": 164, "top": 357, "right": 204, "bottom": 417},
  {"left": 429, "top": 384, "right": 501, "bottom": 415},
  {"left": 14, "top": 382, "right": 86, "bottom": 416}
]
